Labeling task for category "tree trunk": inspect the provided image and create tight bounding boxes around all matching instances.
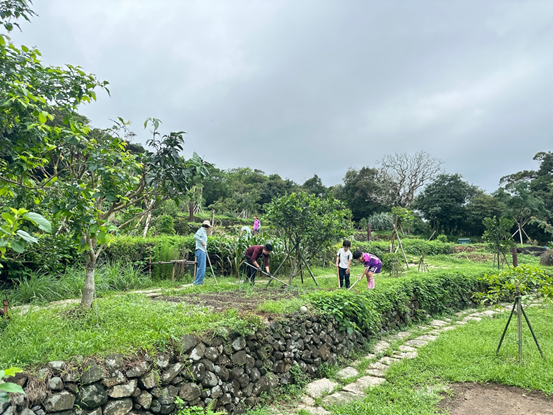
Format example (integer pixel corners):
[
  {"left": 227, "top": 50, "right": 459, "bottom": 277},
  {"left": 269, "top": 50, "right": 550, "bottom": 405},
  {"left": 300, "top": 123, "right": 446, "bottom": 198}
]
[
  {"left": 517, "top": 223, "right": 523, "bottom": 245},
  {"left": 81, "top": 248, "right": 97, "bottom": 308},
  {"left": 142, "top": 198, "right": 155, "bottom": 237}
]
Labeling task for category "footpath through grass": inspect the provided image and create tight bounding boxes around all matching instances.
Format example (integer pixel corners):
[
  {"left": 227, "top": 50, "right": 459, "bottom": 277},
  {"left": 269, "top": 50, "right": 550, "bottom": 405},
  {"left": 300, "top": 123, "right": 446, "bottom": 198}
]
[{"left": 325, "top": 304, "right": 553, "bottom": 415}]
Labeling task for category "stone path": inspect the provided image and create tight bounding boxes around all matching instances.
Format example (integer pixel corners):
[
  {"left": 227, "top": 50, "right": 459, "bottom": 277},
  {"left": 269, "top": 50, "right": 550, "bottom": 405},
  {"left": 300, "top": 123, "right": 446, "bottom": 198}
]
[{"left": 288, "top": 305, "right": 509, "bottom": 415}]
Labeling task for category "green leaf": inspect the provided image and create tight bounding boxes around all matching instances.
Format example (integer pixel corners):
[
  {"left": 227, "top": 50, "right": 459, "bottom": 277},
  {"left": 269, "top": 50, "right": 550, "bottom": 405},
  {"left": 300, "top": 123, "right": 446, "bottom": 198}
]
[
  {"left": 0, "top": 383, "right": 25, "bottom": 394},
  {"left": 16, "top": 230, "right": 38, "bottom": 244},
  {"left": 4, "top": 367, "right": 22, "bottom": 377},
  {"left": 11, "top": 239, "right": 25, "bottom": 253},
  {"left": 38, "top": 112, "right": 47, "bottom": 124},
  {"left": 22, "top": 212, "right": 52, "bottom": 233}
]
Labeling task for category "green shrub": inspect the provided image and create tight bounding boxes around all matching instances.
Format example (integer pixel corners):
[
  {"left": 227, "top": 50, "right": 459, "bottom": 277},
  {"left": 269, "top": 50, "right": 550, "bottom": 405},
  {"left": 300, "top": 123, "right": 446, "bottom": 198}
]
[
  {"left": 540, "top": 250, "right": 553, "bottom": 266},
  {"left": 157, "top": 215, "right": 176, "bottom": 235},
  {"left": 306, "top": 272, "right": 485, "bottom": 334},
  {"left": 352, "top": 239, "right": 453, "bottom": 258},
  {"left": 436, "top": 234, "right": 448, "bottom": 243},
  {"left": 381, "top": 253, "right": 404, "bottom": 277}
]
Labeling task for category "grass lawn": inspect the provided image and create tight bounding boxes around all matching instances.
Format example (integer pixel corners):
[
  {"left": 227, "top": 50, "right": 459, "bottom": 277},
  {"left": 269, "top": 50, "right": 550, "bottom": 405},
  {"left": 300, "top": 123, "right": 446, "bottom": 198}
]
[{"left": 322, "top": 303, "right": 553, "bottom": 415}]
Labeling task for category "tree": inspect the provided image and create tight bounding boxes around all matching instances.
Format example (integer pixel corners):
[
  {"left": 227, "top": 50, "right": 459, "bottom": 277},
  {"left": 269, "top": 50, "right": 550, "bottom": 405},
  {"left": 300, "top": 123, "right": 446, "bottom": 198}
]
[
  {"left": 0, "top": 208, "right": 51, "bottom": 260},
  {"left": 414, "top": 174, "right": 478, "bottom": 234},
  {"left": 265, "top": 193, "right": 352, "bottom": 283},
  {"left": 379, "top": 151, "right": 442, "bottom": 207},
  {"left": 482, "top": 216, "right": 514, "bottom": 269},
  {"left": 341, "top": 167, "right": 393, "bottom": 221},
  {"left": 302, "top": 174, "right": 328, "bottom": 198},
  {"left": 495, "top": 182, "right": 546, "bottom": 245},
  {"left": 464, "top": 192, "right": 506, "bottom": 236}
]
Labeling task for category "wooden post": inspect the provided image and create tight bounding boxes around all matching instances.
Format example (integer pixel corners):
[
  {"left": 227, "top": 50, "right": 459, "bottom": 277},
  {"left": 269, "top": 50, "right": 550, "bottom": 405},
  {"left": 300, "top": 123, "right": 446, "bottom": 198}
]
[
  {"left": 172, "top": 248, "right": 177, "bottom": 281},
  {"left": 367, "top": 222, "right": 372, "bottom": 241},
  {"left": 511, "top": 245, "right": 518, "bottom": 268},
  {"left": 189, "top": 201, "right": 194, "bottom": 222},
  {"left": 149, "top": 246, "right": 152, "bottom": 278},
  {"left": 210, "top": 209, "right": 215, "bottom": 236}
]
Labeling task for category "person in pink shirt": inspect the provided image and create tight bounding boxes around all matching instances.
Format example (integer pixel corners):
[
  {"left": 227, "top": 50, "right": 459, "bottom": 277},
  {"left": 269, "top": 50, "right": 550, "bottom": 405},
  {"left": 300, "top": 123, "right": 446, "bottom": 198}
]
[
  {"left": 352, "top": 250, "right": 382, "bottom": 289},
  {"left": 253, "top": 216, "right": 261, "bottom": 235}
]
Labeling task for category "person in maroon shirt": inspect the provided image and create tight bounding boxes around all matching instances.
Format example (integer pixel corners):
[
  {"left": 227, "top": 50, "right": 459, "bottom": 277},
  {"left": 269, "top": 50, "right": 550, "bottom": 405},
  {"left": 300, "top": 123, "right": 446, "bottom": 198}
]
[{"left": 244, "top": 243, "right": 273, "bottom": 284}]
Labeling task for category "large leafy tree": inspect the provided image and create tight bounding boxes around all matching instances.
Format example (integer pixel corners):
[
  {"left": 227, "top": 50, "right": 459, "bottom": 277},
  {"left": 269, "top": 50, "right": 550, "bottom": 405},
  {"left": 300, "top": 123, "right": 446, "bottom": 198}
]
[
  {"left": 0, "top": 2, "right": 208, "bottom": 307},
  {"left": 414, "top": 174, "right": 478, "bottom": 234},
  {"left": 265, "top": 193, "right": 352, "bottom": 283},
  {"left": 464, "top": 192, "right": 506, "bottom": 236}
]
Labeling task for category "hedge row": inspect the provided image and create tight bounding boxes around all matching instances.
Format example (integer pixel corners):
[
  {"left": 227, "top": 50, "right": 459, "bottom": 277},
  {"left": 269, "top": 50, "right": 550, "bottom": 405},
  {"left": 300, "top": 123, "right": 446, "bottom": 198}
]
[
  {"left": 306, "top": 271, "right": 485, "bottom": 334},
  {"left": 351, "top": 239, "right": 455, "bottom": 258}
]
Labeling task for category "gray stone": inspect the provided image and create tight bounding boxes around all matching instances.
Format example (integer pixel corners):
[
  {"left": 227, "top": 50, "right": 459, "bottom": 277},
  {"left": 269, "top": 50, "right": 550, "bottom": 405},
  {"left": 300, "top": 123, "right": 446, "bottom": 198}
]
[
  {"left": 2, "top": 405, "right": 14, "bottom": 415},
  {"left": 150, "top": 399, "right": 161, "bottom": 413},
  {"left": 47, "top": 361, "right": 67, "bottom": 375},
  {"left": 417, "top": 335, "right": 437, "bottom": 342},
  {"left": 368, "top": 362, "right": 388, "bottom": 371},
  {"left": 305, "top": 378, "right": 338, "bottom": 399},
  {"left": 81, "top": 363, "right": 105, "bottom": 385},
  {"left": 78, "top": 383, "right": 108, "bottom": 409},
  {"left": 189, "top": 343, "right": 206, "bottom": 361},
  {"left": 139, "top": 371, "right": 158, "bottom": 389},
  {"left": 126, "top": 362, "right": 149, "bottom": 378},
  {"left": 20, "top": 409, "right": 35, "bottom": 415},
  {"left": 107, "top": 379, "right": 138, "bottom": 398},
  {"left": 398, "top": 345, "right": 416, "bottom": 352},
  {"left": 296, "top": 405, "right": 330, "bottom": 415},
  {"left": 300, "top": 306, "right": 308, "bottom": 314},
  {"left": 160, "top": 363, "right": 184, "bottom": 384},
  {"left": 366, "top": 369, "right": 386, "bottom": 377},
  {"left": 1, "top": 402, "right": 10, "bottom": 414},
  {"left": 179, "top": 383, "right": 201, "bottom": 402},
  {"left": 44, "top": 391, "right": 76, "bottom": 412},
  {"left": 105, "top": 354, "right": 125, "bottom": 371},
  {"left": 87, "top": 408, "right": 102, "bottom": 415},
  {"left": 179, "top": 335, "right": 198, "bottom": 354},
  {"left": 62, "top": 370, "right": 80, "bottom": 383},
  {"left": 155, "top": 355, "right": 170, "bottom": 369},
  {"left": 202, "top": 371, "right": 218, "bottom": 388},
  {"left": 103, "top": 371, "right": 127, "bottom": 388},
  {"left": 321, "top": 391, "right": 359, "bottom": 405},
  {"left": 103, "top": 398, "right": 133, "bottom": 415},
  {"left": 211, "top": 386, "right": 223, "bottom": 399},
  {"left": 373, "top": 341, "right": 390, "bottom": 354},
  {"left": 157, "top": 386, "right": 179, "bottom": 406},
  {"left": 136, "top": 391, "right": 153, "bottom": 410},
  {"left": 405, "top": 339, "right": 428, "bottom": 348},
  {"left": 49, "top": 377, "right": 64, "bottom": 391},
  {"left": 396, "top": 331, "right": 411, "bottom": 339},
  {"left": 335, "top": 367, "right": 358, "bottom": 380},
  {"left": 318, "top": 345, "right": 330, "bottom": 361},
  {"left": 471, "top": 310, "right": 496, "bottom": 318},
  {"left": 191, "top": 363, "right": 205, "bottom": 381},
  {"left": 379, "top": 357, "right": 400, "bottom": 365},
  {"left": 429, "top": 320, "right": 448, "bottom": 327},
  {"left": 204, "top": 347, "right": 219, "bottom": 362},
  {"left": 37, "top": 368, "right": 50, "bottom": 380},
  {"left": 231, "top": 351, "right": 247, "bottom": 366},
  {"left": 464, "top": 316, "right": 482, "bottom": 322},
  {"left": 231, "top": 337, "right": 246, "bottom": 351},
  {"left": 363, "top": 353, "right": 376, "bottom": 360},
  {"left": 342, "top": 376, "right": 385, "bottom": 395}
]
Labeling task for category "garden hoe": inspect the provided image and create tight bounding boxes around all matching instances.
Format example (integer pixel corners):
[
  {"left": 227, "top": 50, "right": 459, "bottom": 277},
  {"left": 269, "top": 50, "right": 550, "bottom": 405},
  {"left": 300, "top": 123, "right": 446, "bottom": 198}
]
[
  {"left": 242, "top": 261, "right": 289, "bottom": 287},
  {"left": 348, "top": 276, "right": 363, "bottom": 291},
  {"left": 206, "top": 253, "right": 219, "bottom": 286}
]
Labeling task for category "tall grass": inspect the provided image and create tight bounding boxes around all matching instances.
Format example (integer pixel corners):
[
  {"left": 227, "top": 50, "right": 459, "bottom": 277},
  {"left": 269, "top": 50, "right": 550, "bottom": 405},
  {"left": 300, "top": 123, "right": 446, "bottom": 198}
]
[{"left": 8, "top": 261, "right": 155, "bottom": 306}]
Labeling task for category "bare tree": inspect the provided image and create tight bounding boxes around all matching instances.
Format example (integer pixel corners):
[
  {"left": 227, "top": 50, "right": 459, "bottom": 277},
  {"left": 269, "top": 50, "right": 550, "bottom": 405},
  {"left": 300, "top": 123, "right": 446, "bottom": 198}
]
[{"left": 379, "top": 151, "right": 443, "bottom": 207}]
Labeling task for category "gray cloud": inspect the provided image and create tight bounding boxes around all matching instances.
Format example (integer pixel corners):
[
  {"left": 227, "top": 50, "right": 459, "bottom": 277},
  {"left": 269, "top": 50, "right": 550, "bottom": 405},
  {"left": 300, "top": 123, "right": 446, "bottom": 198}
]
[{"left": 12, "top": 0, "right": 553, "bottom": 191}]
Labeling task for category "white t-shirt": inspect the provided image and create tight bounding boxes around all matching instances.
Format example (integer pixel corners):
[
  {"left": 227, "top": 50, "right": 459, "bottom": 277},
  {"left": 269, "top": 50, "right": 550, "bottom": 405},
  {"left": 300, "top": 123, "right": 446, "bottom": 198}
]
[{"left": 337, "top": 248, "right": 352, "bottom": 269}]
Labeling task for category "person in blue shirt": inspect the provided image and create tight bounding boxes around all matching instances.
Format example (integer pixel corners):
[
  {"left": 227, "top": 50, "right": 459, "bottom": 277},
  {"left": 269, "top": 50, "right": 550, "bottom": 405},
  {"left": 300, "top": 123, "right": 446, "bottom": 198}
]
[{"left": 193, "top": 220, "right": 211, "bottom": 285}]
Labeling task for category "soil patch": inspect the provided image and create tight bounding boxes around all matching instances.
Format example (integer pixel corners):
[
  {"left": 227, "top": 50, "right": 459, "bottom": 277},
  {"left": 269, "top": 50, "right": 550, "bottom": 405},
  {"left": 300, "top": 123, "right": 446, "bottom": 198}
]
[
  {"left": 155, "top": 290, "right": 298, "bottom": 315},
  {"left": 439, "top": 383, "right": 553, "bottom": 415},
  {"left": 451, "top": 246, "right": 481, "bottom": 253}
]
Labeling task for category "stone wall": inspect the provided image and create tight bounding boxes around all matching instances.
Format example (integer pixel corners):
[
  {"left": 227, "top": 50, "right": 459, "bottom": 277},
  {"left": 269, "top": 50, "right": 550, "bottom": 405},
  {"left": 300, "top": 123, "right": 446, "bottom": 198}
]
[{"left": 1, "top": 294, "right": 474, "bottom": 415}]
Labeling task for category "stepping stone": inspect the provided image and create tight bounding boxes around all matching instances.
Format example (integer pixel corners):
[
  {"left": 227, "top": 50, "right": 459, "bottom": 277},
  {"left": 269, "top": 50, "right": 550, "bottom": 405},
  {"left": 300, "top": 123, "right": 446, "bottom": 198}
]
[
  {"left": 368, "top": 362, "right": 388, "bottom": 370},
  {"left": 397, "top": 351, "right": 418, "bottom": 359},
  {"left": 396, "top": 331, "right": 411, "bottom": 338},
  {"left": 297, "top": 405, "right": 331, "bottom": 415},
  {"left": 373, "top": 341, "right": 390, "bottom": 354},
  {"left": 342, "top": 376, "right": 386, "bottom": 395},
  {"left": 444, "top": 318, "right": 451, "bottom": 322},
  {"left": 456, "top": 321, "right": 467, "bottom": 325},
  {"left": 366, "top": 368, "right": 386, "bottom": 377},
  {"left": 471, "top": 310, "right": 496, "bottom": 317},
  {"left": 379, "top": 356, "right": 400, "bottom": 365},
  {"left": 439, "top": 326, "right": 456, "bottom": 332},
  {"left": 417, "top": 335, "right": 437, "bottom": 342},
  {"left": 405, "top": 339, "right": 428, "bottom": 348},
  {"left": 336, "top": 367, "right": 359, "bottom": 380},
  {"left": 429, "top": 320, "right": 448, "bottom": 327},
  {"left": 463, "top": 316, "right": 482, "bottom": 322},
  {"left": 302, "top": 396, "right": 316, "bottom": 406},
  {"left": 428, "top": 330, "right": 441, "bottom": 336},
  {"left": 306, "top": 379, "right": 339, "bottom": 398},
  {"left": 399, "top": 345, "right": 416, "bottom": 352},
  {"left": 351, "top": 359, "right": 362, "bottom": 366},
  {"left": 417, "top": 326, "right": 430, "bottom": 330},
  {"left": 363, "top": 353, "right": 376, "bottom": 360},
  {"left": 321, "top": 391, "right": 359, "bottom": 405}
]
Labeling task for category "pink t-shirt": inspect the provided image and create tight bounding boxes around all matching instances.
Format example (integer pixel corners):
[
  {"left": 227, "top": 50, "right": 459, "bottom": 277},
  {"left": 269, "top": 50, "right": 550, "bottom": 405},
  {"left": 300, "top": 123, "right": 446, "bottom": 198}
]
[
  {"left": 363, "top": 253, "right": 381, "bottom": 268},
  {"left": 253, "top": 219, "right": 260, "bottom": 230}
]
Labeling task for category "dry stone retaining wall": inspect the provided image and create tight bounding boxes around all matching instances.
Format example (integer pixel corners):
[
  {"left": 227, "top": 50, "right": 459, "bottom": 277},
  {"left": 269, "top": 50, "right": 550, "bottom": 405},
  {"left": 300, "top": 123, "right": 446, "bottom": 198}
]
[{"left": 1, "top": 294, "right": 475, "bottom": 415}]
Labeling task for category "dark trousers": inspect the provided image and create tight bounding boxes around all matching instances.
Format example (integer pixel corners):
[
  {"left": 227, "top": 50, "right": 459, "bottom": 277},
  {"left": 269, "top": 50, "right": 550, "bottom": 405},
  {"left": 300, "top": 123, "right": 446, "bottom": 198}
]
[
  {"left": 339, "top": 267, "right": 350, "bottom": 288},
  {"left": 245, "top": 256, "right": 257, "bottom": 284}
]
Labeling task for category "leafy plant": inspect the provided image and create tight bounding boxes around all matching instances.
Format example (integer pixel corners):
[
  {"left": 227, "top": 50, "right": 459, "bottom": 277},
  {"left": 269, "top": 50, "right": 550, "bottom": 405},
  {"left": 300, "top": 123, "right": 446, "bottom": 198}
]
[
  {"left": 436, "top": 234, "right": 448, "bottom": 243},
  {"left": 0, "top": 367, "right": 25, "bottom": 403},
  {"left": 540, "top": 250, "right": 553, "bottom": 267},
  {"left": 0, "top": 209, "right": 51, "bottom": 260},
  {"left": 381, "top": 253, "right": 404, "bottom": 277},
  {"left": 482, "top": 216, "right": 514, "bottom": 270},
  {"left": 174, "top": 396, "right": 224, "bottom": 415}
]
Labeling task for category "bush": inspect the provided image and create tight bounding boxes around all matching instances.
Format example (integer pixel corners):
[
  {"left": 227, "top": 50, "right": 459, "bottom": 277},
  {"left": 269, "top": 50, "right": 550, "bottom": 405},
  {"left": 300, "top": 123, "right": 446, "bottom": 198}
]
[
  {"left": 352, "top": 239, "right": 454, "bottom": 258},
  {"left": 156, "top": 215, "right": 176, "bottom": 235},
  {"left": 381, "top": 253, "right": 404, "bottom": 277},
  {"left": 540, "top": 250, "right": 553, "bottom": 266},
  {"left": 436, "top": 234, "right": 448, "bottom": 243},
  {"left": 306, "top": 271, "right": 485, "bottom": 334}
]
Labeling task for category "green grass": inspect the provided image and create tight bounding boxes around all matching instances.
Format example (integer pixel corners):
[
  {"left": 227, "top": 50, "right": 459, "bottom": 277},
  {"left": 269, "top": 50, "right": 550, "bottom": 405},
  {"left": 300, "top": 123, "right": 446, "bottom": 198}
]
[
  {"left": 0, "top": 294, "right": 263, "bottom": 369},
  {"left": 324, "top": 304, "right": 553, "bottom": 415}
]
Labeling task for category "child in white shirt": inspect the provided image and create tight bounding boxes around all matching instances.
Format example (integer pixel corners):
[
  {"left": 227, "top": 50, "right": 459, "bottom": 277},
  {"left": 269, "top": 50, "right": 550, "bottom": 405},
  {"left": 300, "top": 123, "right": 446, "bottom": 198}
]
[{"left": 336, "top": 240, "right": 352, "bottom": 288}]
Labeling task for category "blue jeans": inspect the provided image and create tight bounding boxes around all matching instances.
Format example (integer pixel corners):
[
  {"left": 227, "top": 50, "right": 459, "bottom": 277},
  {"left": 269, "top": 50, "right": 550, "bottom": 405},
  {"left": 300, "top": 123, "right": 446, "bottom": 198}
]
[{"left": 194, "top": 249, "right": 206, "bottom": 285}]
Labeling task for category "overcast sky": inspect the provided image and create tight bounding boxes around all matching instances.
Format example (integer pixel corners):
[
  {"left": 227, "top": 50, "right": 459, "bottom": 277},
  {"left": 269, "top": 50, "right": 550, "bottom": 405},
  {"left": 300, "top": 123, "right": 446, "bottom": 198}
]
[{"left": 11, "top": 0, "right": 553, "bottom": 191}]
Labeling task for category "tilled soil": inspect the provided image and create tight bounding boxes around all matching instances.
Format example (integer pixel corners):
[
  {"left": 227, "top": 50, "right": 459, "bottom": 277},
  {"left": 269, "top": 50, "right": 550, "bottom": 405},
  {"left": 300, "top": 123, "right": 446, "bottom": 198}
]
[
  {"left": 155, "top": 290, "right": 298, "bottom": 315},
  {"left": 439, "top": 383, "right": 553, "bottom": 415}
]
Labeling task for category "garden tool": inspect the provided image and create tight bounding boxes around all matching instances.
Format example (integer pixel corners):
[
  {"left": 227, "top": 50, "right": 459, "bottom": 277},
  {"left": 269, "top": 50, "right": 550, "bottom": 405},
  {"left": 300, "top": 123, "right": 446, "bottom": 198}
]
[
  {"left": 242, "top": 261, "right": 289, "bottom": 287},
  {"left": 206, "top": 253, "right": 219, "bottom": 286},
  {"left": 348, "top": 276, "right": 363, "bottom": 291}
]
